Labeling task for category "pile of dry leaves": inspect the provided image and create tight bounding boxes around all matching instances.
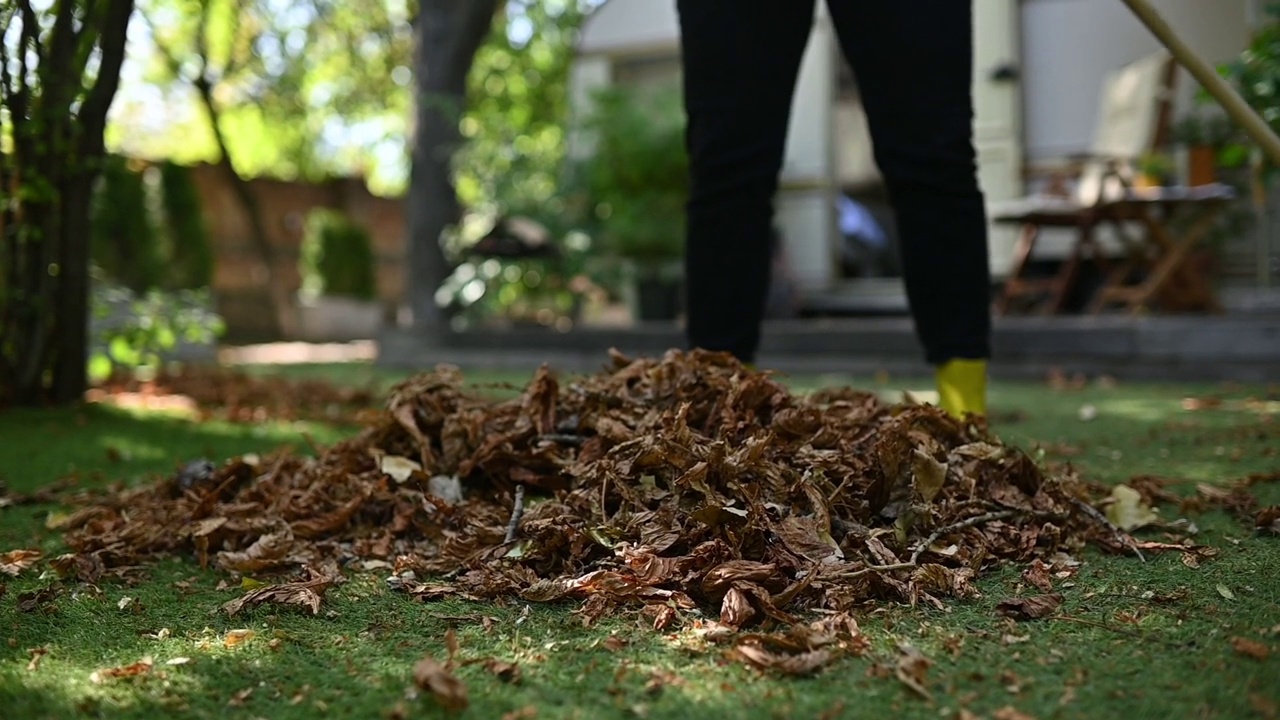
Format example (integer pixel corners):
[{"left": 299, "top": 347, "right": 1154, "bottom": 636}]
[{"left": 43, "top": 350, "right": 1276, "bottom": 675}]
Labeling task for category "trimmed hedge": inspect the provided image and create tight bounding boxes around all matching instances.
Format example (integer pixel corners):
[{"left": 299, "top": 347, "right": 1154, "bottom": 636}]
[
  {"left": 158, "top": 161, "right": 214, "bottom": 290},
  {"left": 301, "top": 209, "right": 376, "bottom": 300}
]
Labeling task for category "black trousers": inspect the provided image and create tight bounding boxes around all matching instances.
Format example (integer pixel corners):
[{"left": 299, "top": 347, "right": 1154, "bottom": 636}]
[{"left": 677, "top": 0, "right": 992, "bottom": 365}]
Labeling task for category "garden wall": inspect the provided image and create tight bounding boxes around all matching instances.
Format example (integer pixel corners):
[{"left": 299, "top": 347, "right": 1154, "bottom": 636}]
[{"left": 186, "top": 164, "right": 407, "bottom": 342}]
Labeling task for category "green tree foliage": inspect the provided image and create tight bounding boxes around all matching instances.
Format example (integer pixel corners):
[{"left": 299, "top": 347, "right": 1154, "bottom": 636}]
[
  {"left": 301, "top": 210, "right": 377, "bottom": 300},
  {"left": 133, "top": 0, "right": 414, "bottom": 190},
  {"left": 571, "top": 86, "right": 689, "bottom": 264},
  {"left": 454, "top": 0, "right": 591, "bottom": 222},
  {"left": 91, "top": 156, "right": 164, "bottom": 293},
  {"left": 157, "top": 161, "right": 215, "bottom": 290}
]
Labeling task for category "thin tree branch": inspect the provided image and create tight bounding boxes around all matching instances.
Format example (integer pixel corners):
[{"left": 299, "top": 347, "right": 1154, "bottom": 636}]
[
  {"left": 830, "top": 511, "right": 1023, "bottom": 580},
  {"left": 79, "top": 0, "right": 135, "bottom": 156},
  {"left": 504, "top": 485, "right": 526, "bottom": 544}
]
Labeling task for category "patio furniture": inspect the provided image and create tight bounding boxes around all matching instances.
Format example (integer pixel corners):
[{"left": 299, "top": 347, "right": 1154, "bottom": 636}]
[{"left": 993, "top": 52, "right": 1235, "bottom": 315}]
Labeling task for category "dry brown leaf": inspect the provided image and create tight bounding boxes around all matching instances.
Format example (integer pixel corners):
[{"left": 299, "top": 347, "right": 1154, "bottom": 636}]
[
  {"left": 222, "top": 569, "right": 333, "bottom": 617},
  {"left": 894, "top": 644, "right": 933, "bottom": 701},
  {"left": 1251, "top": 693, "right": 1279, "bottom": 720},
  {"left": 482, "top": 659, "right": 522, "bottom": 684},
  {"left": 0, "top": 549, "right": 42, "bottom": 576},
  {"left": 90, "top": 657, "right": 154, "bottom": 683},
  {"left": 993, "top": 707, "right": 1038, "bottom": 720},
  {"left": 732, "top": 644, "right": 835, "bottom": 676},
  {"left": 228, "top": 687, "right": 254, "bottom": 706},
  {"left": 413, "top": 656, "right": 468, "bottom": 712},
  {"left": 1256, "top": 506, "right": 1280, "bottom": 535},
  {"left": 720, "top": 587, "right": 757, "bottom": 629},
  {"left": 26, "top": 647, "right": 48, "bottom": 672},
  {"left": 1021, "top": 559, "right": 1054, "bottom": 593},
  {"left": 215, "top": 529, "right": 294, "bottom": 574},
  {"left": 223, "top": 629, "right": 256, "bottom": 648},
  {"left": 16, "top": 585, "right": 61, "bottom": 613},
  {"left": 996, "top": 594, "right": 1063, "bottom": 621},
  {"left": 1230, "top": 636, "right": 1271, "bottom": 661}
]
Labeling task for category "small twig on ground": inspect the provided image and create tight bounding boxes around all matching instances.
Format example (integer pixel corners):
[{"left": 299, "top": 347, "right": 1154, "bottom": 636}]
[
  {"left": 301, "top": 432, "right": 323, "bottom": 457},
  {"left": 832, "top": 510, "right": 1020, "bottom": 580},
  {"left": 1050, "top": 615, "right": 1181, "bottom": 647},
  {"left": 504, "top": 485, "right": 526, "bottom": 544},
  {"left": 539, "top": 433, "right": 584, "bottom": 446},
  {"left": 1070, "top": 497, "right": 1146, "bottom": 562}
]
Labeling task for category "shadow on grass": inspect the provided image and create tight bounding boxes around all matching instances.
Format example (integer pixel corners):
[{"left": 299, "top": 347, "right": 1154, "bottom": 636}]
[{"left": 2, "top": 538, "right": 1277, "bottom": 720}]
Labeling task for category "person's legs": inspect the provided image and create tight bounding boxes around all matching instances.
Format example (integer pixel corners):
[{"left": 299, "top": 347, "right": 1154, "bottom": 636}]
[
  {"left": 677, "top": 0, "right": 816, "bottom": 363},
  {"left": 825, "top": 0, "right": 991, "bottom": 416}
]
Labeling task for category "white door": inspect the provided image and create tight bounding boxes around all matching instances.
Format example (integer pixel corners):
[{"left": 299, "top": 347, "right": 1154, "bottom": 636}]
[{"left": 972, "top": 0, "right": 1025, "bottom": 279}]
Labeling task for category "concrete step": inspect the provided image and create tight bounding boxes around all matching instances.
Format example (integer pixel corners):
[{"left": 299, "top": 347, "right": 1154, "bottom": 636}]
[{"left": 378, "top": 315, "right": 1280, "bottom": 382}]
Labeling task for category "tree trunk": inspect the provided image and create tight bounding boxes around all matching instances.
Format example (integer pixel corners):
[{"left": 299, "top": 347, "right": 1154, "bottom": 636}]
[
  {"left": 0, "top": 0, "right": 135, "bottom": 406},
  {"left": 406, "top": 0, "right": 501, "bottom": 337},
  {"left": 194, "top": 77, "right": 293, "bottom": 340}
]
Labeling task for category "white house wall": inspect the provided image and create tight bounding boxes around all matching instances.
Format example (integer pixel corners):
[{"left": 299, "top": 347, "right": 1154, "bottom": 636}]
[
  {"left": 578, "top": 0, "right": 679, "bottom": 56},
  {"left": 1021, "top": 0, "right": 1249, "bottom": 161}
]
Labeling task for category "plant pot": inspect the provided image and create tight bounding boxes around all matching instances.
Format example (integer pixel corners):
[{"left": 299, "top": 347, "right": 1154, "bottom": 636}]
[
  {"left": 635, "top": 276, "right": 683, "bottom": 321},
  {"left": 1187, "top": 145, "right": 1217, "bottom": 186}
]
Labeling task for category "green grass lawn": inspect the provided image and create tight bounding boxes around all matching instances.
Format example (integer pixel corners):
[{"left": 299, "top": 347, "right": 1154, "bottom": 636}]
[{"left": 1, "top": 364, "right": 1277, "bottom": 720}]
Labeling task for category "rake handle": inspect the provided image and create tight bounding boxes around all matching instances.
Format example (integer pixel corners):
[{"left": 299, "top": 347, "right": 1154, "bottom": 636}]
[{"left": 1119, "top": 0, "right": 1280, "bottom": 166}]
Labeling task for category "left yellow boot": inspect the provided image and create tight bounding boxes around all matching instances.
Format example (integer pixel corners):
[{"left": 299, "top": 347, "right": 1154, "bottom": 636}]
[{"left": 936, "top": 358, "right": 988, "bottom": 419}]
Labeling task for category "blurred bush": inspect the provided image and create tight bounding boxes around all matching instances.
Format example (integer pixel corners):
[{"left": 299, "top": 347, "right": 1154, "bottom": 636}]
[
  {"left": 300, "top": 209, "right": 377, "bottom": 300},
  {"left": 158, "top": 160, "right": 215, "bottom": 290}
]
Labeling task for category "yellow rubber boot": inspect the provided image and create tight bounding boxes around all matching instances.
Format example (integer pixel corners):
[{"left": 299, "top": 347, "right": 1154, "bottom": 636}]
[{"left": 936, "top": 359, "right": 988, "bottom": 419}]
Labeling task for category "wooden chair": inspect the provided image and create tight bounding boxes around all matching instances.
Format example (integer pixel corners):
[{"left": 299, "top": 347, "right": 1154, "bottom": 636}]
[{"left": 992, "top": 52, "right": 1232, "bottom": 315}]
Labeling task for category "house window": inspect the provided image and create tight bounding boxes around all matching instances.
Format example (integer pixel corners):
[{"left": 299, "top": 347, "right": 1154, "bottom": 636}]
[{"left": 612, "top": 54, "right": 683, "bottom": 91}]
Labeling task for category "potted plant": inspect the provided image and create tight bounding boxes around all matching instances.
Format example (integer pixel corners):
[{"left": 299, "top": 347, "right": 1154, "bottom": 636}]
[
  {"left": 1171, "top": 111, "right": 1239, "bottom": 186},
  {"left": 571, "top": 86, "right": 688, "bottom": 322},
  {"left": 1135, "top": 151, "right": 1176, "bottom": 188}
]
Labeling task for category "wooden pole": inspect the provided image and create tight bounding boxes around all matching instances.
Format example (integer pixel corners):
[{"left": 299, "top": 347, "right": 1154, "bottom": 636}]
[{"left": 1119, "top": 0, "right": 1280, "bottom": 166}]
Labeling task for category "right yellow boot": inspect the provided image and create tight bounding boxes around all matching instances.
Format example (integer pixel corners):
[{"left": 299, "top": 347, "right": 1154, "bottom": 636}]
[{"left": 935, "top": 358, "right": 988, "bottom": 420}]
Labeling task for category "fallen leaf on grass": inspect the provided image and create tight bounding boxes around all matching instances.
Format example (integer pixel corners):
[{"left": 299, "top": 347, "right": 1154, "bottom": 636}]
[
  {"left": 1021, "top": 559, "right": 1054, "bottom": 593},
  {"left": 732, "top": 645, "right": 834, "bottom": 677},
  {"left": 228, "top": 688, "right": 254, "bottom": 706},
  {"left": 1251, "top": 693, "right": 1278, "bottom": 720},
  {"left": 720, "top": 586, "right": 756, "bottom": 628},
  {"left": 0, "top": 549, "right": 42, "bottom": 576},
  {"left": 482, "top": 659, "right": 521, "bottom": 684},
  {"left": 993, "top": 707, "right": 1039, "bottom": 720},
  {"left": 894, "top": 644, "right": 933, "bottom": 701},
  {"left": 413, "top": 656, "right": 468, "bottom": 712},
  {"left": 602, "top": 635, "right": 628, "bottom": 651},
  {"left": 26, "top": 647, "right": 48, "bottom": 671},
  {"left": 17, "top": 584, "right": 62, "bottom": 613},
  {"left": 501, "top": 707, "right": 538, "bottom": 720},
  {"left": 223, "top": 629, "right": 256, "bottom": 648},
  {"left": 90, "top": 657, "right": 154, "bottom": 683},
  {"left": 1000, "top": 670, "right": 1027, "bottom": 694},
  {"left": 1256, "top": 506, "right": 1280, "bottom": 535},
  {"left": 222, "top": 568, "right": 334, "bottom": 617},
  {"left": 215, "top": 529, "right": 295, "bottom": 574},
  {"left": 1105, "top": 485, "right": 1157, "bottom": 531},
  {"left": 997, "top": 594, "right": 1063, "bottom": 620},
  {"left": 166, "top": 657, "right": 191, "bottom": 666},
  {"left": 1217, "top": 584, "right": 1236, "bottom": 601},
  {"left": 1230, "top": 636, "right": 1271, "bottom": 661},
  {"left": 380, "top": 455, "right": 422, "bottom": 483}
]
